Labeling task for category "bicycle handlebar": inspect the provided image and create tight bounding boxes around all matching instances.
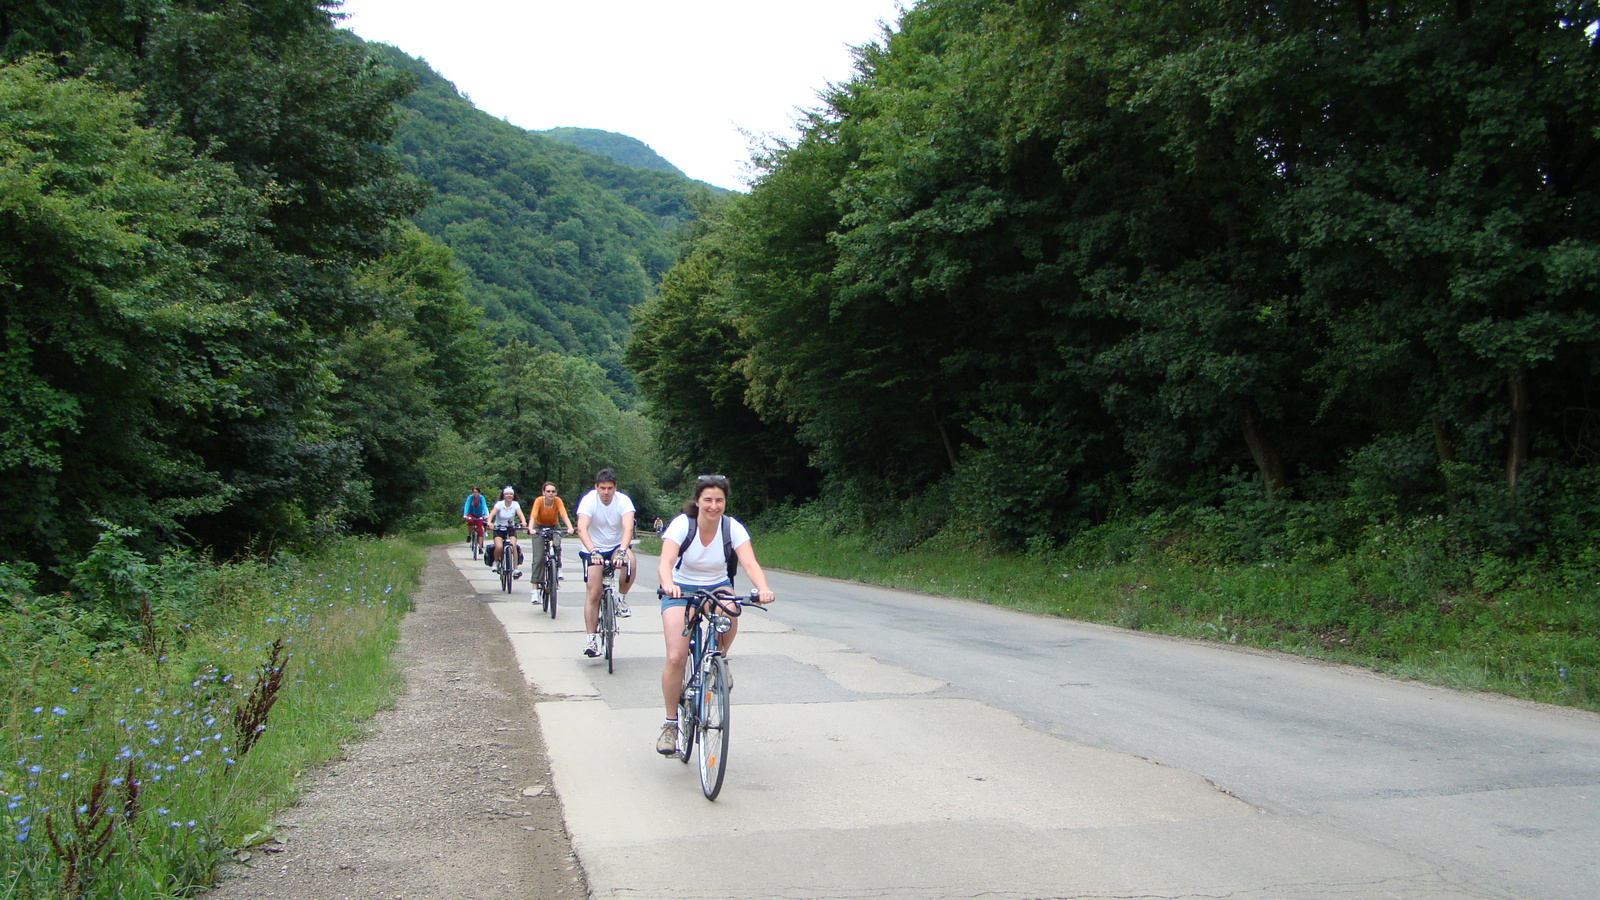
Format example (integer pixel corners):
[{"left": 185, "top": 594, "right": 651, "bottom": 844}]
[{"left": 656, "top": 587, "right": 770, "bottom": 614}]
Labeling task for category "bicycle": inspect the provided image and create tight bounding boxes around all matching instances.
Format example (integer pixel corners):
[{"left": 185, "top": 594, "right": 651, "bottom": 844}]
[
  {"left": 466, "top": 516, "right": 486, "bottom": 561},
  {"left": 660, "top": 587, "right": 766, "bottom": 800},
  {"left": 594, "top": 553, "right": 631, "bottom": 674},
  {"left": 492, "top": 527, "right": 523, "bottom": 595},
  {"left": 533, "top": 527, "right": 559, "bottom": 618}
]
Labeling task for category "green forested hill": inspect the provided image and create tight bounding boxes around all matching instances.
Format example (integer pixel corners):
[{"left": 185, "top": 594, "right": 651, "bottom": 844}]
[
  {"left": 365, "top": 41, "right": 721, "bottom": 391},
  {"left": 540, "top": 127, "right": 687, "bottom": 176}
]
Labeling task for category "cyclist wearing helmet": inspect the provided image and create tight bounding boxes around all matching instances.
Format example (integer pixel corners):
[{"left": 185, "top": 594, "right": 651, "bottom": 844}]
[{"left": 487, "top": 486, "right": 527, "bottom": 578}]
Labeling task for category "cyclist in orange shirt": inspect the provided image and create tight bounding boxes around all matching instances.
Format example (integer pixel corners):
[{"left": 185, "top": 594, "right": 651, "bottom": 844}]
[{"left": 529, "top": 481, "right": 574, "bottom": 604}]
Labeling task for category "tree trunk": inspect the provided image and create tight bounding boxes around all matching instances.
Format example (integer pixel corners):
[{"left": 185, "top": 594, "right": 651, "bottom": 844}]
[
  {"left": 1506, "top": 375, "right": 1530, "bottom": 491},
  {"left": 1432, "top": 419, "right": 1457, "bottom": 465},
  {"left": 1238, "top": 398, "right": 1288, "bottom": 500},
  {"left": 1355, "top": 0, "right": 1371, "bottom": 35},
  {"left": 930, "top": 400, "right": 959, "bottom": 472},
  {"left": 1434, "top": 419, "right": 1460, "bottom": 504}
]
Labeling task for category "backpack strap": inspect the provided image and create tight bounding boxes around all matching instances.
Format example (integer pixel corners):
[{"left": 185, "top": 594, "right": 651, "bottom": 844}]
[
  {"left": 721, "top": 516, "right": 738, "bottom": 584},
  {"left": 673, "top": 518, "right": 697, "bottom": 571}
]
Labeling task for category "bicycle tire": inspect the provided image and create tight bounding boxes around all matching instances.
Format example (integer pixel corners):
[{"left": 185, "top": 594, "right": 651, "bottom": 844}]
[
  {"left": 470, "top": 527, "right": 479, "bottom": 561},
  {"left": 543, "top": 557, "right": 557, "bottom": 617},
  {"left": 676, "top": 650, "right": 696, "bottom": 763},
  {"left": 501, "top": 542, "right": 514, "bottom": 594},
  {"left": 697, "top": 654, "right": 731, "bottom": 800},
  {"left": 601, "top": 588, "right": 615, "bottom": 674}
]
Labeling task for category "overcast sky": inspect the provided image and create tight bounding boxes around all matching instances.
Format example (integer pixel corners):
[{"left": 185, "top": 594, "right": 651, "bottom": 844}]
[{"left": 335, "top": 0, "right": 908, "bottom": 191}]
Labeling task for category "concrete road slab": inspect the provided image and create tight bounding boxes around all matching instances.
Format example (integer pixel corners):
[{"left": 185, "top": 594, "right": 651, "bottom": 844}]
[
  {"left": 537, "top": 698, "right": 1488, "bottom": 899},
  {"left": 444, "top": 548, "right": 1527, "bottom": 900},
  {"left": 588, "top": 819, "right": 1491, "bottom": 900}
]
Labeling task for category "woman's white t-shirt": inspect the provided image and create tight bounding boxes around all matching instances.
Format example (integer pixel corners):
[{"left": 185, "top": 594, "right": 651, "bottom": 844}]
[
  {"left": 490, "top": 500, "right": 521, "bottom": 528},
  {"left": 663, "top": 514, "right": 750, "bottom": 587}
]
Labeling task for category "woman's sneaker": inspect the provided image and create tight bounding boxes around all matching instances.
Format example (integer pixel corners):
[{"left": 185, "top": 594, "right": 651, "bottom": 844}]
[
  {"left": 583, "top": 634, "right": 600, "bottom": 658},
  {"left": 616, "top": 597, "right": 631, "bottom": 618},
  {"left": 657, "top": 721, "right": 678, "bottom": 755}
]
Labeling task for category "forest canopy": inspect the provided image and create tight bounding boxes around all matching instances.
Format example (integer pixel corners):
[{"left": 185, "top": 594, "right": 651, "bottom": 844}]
[
  {"left": 0, "top": 0, "right": 678, "bottom": 590},
  {"left": 628, "top": 0, "right": 1600, "bottom": 562}
]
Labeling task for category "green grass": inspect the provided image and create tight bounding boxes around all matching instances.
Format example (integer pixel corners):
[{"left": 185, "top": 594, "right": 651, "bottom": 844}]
[
  {"left": 1, "top": 536, "right": 427, "bottom": 899},
  {"left": 755, "top": 527, "right": 1599, "bottom": 712}
]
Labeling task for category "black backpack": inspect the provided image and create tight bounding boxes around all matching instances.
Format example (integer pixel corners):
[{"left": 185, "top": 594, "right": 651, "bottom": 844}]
[{"left": 673, "top": 516, "right": 738, "bottom": 584}]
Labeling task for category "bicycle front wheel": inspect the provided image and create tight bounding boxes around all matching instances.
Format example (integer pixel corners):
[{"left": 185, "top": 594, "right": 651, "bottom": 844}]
[
  {"left": 543, "top": 560, "right": 556, "bottom": 617},
  {"left": 605, "top": 588, "right": 620, "bottom": 673},
  {"left": 697, "top": 655, "right": 731, "bottom": 800},
  {"left": 501, "top": 546, "right": 514, "bottom": 594}
]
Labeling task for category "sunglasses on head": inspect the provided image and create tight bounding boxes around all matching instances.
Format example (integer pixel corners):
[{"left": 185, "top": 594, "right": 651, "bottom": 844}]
[{"left": 696, "top": 474, "right": 727, "bottom": 484}]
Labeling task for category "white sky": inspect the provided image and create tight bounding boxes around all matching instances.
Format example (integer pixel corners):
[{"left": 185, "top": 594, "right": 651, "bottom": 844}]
[{"left": 335, "top": 0, "right": 907, "bottom": 191}]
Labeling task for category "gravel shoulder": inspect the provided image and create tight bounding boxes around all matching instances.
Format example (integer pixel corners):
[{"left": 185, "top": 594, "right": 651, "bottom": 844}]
[{"left": 204, "top": 543, "right": 588, "bottom": 900}]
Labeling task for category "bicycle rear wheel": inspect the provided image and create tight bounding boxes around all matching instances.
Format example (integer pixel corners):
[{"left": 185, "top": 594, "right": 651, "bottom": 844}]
[
  {"left": 676, "top": 655, "right": 696, "bottom": 763},
  {"left": 697, "top": 655, "right": 731, "bottom": 800}
]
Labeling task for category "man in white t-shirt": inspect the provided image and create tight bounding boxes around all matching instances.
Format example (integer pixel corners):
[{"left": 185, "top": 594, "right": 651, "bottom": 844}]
[{"left": 575, "top": 467, "right": 637, "bottom": 658}]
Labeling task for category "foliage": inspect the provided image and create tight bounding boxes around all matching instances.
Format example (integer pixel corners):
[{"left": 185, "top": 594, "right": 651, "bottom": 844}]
[
  {"left": 540, "top": 127, "right": 690, "bottom": 177},
  {"left": 366, "top": 40, "right": 720, "bottom": 394},
  {"left": 0, "top": 57, "right": 266, "bottom": 576},
  {"left": 631, "top": 0, "right": 1600, "bottom": 566},
  {"left": 1, "top": 536, "right": 423, "bottom": 898},
  {"left": 626, "top": 220, "right": 818, "bottom": 513},
  {"left": 2, "top": 2, "right": 681, "bottom": 585},
  {"left": 477, "top": 348, "right": 666, "bottom": 521},
  {"left": 0, "top": 1, "right": 447, "bottom": 578}
]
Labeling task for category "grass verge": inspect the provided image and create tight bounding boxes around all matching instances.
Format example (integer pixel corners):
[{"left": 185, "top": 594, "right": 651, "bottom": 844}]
[
  {"left": 1, "top": 536, "right": 427, "bottom": 899},
  {"left": 756, "top": 527, "right": 1598, "bottom": 713}
]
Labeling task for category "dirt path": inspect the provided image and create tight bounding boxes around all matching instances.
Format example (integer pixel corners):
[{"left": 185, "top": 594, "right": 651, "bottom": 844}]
[{"left": 205, "top": 544, "right": 588, "bottom": 900}]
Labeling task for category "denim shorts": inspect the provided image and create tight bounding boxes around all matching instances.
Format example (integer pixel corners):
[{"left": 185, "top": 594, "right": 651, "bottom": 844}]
[{"left": 660, "top": 580, "right": 732, "bottom": 612}]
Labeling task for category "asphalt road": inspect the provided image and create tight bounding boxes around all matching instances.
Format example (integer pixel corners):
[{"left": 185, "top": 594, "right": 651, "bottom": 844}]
[{"left": 452, "top": 548, "right": 1600, "bottom": 899}]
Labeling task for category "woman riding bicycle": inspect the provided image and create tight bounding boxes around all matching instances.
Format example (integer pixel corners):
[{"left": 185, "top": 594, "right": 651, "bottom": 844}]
[
  {"left": 487, "top": 486, "right": 528, "bottom": 579},
  {"left": 462, "top": 486, "right": 488, "bottom": 549},
  {"left": 529, "top": 481, "right": 574, "bottom": 601},
  {"left": 655, "top": 475, "right": 774, "bottom": 755}
]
